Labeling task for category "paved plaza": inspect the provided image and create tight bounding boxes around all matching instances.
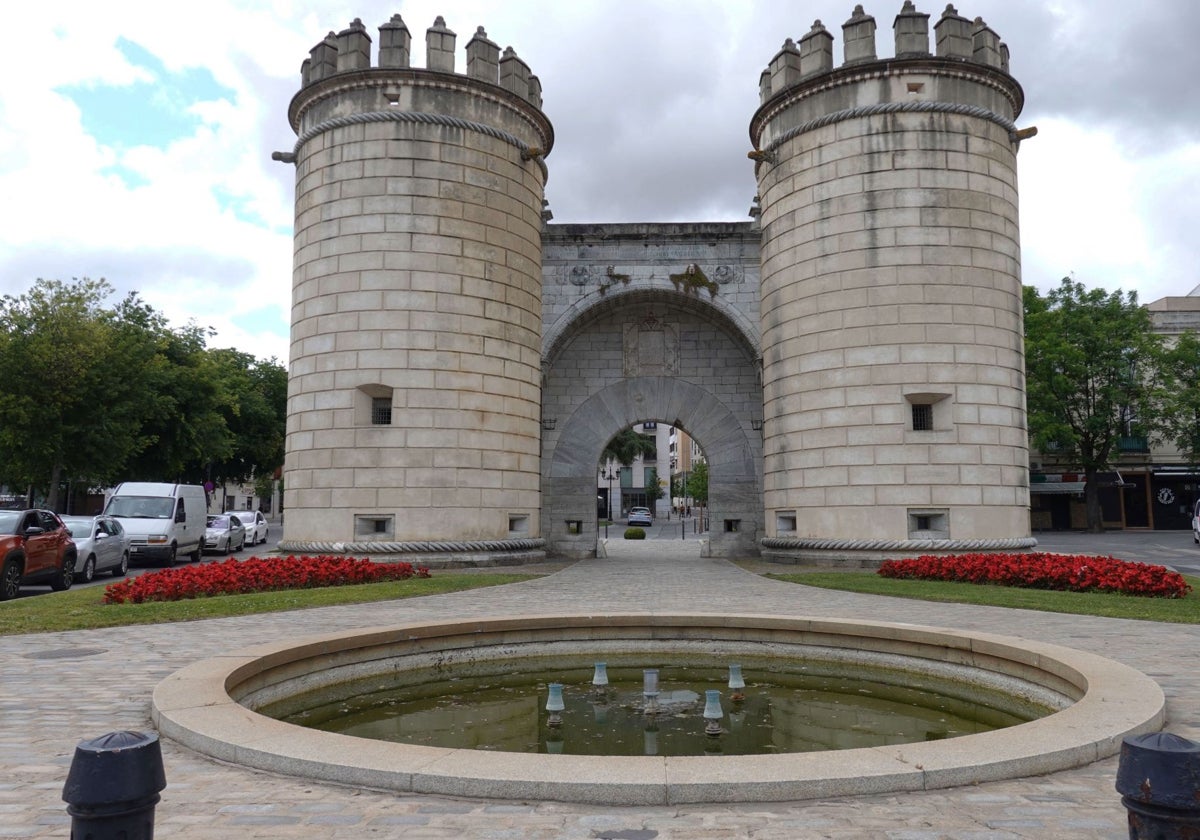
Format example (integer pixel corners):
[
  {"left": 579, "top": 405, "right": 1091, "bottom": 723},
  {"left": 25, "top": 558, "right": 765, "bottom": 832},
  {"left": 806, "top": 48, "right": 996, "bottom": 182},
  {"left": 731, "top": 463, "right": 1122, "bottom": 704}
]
[{"left": 3, "top": 531, "right": 1198, "bottom": 838}]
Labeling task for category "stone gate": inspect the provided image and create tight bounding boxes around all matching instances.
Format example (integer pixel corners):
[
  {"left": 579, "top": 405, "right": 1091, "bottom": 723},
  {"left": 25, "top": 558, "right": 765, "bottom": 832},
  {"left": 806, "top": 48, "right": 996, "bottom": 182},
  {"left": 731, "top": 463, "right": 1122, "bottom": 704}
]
[
  {"left": 541, "top": 224, "right": 763, "bottom": 558},
  {"left": 276, "top": 5, "right": 1037, "bottom": 565}
]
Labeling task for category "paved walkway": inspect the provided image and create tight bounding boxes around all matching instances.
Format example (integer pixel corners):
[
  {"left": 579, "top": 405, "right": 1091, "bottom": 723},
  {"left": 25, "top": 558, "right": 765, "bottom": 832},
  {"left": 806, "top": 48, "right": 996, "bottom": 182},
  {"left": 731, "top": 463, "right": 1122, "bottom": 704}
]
[{"left": 3, "top": 535, "right": 1198, "bottom": 839}]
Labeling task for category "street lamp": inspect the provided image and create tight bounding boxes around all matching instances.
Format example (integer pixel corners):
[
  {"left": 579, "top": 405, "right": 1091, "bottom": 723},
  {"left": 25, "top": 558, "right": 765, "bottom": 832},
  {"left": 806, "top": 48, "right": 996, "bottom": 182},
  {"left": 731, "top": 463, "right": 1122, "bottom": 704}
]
[
  {"left": 680, "top": 469, "right": 688, "bottom": 540},
  {"left": 601, "top": 466, "right": 618, "bottom": 538}
]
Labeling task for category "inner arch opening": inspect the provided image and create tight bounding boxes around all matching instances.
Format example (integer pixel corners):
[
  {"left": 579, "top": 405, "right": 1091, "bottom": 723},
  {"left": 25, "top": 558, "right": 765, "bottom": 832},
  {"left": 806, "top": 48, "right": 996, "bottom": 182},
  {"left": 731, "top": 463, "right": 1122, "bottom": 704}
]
[
  {"left": 596, "top": 420, "right": 707, "bottom": 550},
  {"left": 544, "top": 377, "right": 760, "bottom": 559}
]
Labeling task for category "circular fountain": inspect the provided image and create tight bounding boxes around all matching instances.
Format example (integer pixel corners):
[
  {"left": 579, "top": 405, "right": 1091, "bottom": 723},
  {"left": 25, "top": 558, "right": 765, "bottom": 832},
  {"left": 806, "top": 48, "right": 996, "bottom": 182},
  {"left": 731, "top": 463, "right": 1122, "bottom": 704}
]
[
  {"left": 152, "top": 613, "right": 1164, "bottom": 805},
  {"left": 265, "top": 658, "right": 1050, "bottom": 756}
]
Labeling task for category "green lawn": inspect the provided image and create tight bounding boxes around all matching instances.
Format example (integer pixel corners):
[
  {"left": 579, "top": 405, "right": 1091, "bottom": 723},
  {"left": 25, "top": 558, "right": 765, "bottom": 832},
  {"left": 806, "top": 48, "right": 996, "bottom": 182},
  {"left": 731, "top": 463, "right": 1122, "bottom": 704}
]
[
  {"left": 768, "top": 571, "right": 1200, "bottom": 623},
  {"left": 7, "top": 567, "right": 1198, "bottom": 638},
  {"left": 0, "top": 573, "right": 539, "bottom": 636}
]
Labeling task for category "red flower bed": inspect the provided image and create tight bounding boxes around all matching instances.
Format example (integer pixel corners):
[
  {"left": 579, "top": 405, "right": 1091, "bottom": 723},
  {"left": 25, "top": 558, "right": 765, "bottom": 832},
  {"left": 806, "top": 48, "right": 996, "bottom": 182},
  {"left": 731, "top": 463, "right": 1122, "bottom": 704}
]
[
  {"left": 102, "top": 555, "right": 431, "bottom": 604},
  {"left": 878, "top": 552, "right": 1191, "bottom": 598}
]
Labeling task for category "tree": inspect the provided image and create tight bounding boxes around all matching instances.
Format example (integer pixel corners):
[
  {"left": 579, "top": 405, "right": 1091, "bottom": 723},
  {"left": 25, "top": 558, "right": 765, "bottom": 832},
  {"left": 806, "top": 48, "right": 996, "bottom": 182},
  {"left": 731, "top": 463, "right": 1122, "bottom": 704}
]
[
  {"left": 686, "top": 461, "right": 709, "bottom": 508},
  {"left": 121, "top": 321, "right": 236, "bottom": 483},
  {"left": 0, "top": 277, "right": 287, "bottom": 508},
  {"left": 72, "top": 292, "right": 172, "bottom": 489},
  {"left": 601, "top": 427, "right": 657, "bottom": 466},
  {"left": 1024, "top": 278, "right": 1165, "bottom": 531},
  {"left": 202, "top": 349, "right": 287, "bottom": 486},
  {"left": 671, "top": 461, "right": 708, "bottom": 514},
  {"left": 254, "top": 472, "right": 280, "bottom": 509},
  {"left": 645, "top": 467, "right": 665, "bottom": 508},
  {"left": 0, "top": 278, "right": 156, "bottom": 509},
  {"left": 1159, "top": 331, "right": 1200, "bottom": 508}
]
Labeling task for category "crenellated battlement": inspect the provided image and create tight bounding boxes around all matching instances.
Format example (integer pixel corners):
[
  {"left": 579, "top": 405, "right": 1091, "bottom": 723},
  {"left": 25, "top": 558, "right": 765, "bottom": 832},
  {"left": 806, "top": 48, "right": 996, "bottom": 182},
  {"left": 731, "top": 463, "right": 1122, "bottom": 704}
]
[
  {"left": 299, "top": 14, "right": 542, "bottom": 109},
  {"left": 760, "top": 3, "right": 1011, "bottom": 104}
]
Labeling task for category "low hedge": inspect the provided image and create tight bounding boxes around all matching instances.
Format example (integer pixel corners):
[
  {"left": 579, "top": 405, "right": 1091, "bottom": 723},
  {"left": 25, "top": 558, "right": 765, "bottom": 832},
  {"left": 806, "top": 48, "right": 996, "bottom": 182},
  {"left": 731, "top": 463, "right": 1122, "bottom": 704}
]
[{"left": 624, "top": 527, "right": 646, "bottom": 540}]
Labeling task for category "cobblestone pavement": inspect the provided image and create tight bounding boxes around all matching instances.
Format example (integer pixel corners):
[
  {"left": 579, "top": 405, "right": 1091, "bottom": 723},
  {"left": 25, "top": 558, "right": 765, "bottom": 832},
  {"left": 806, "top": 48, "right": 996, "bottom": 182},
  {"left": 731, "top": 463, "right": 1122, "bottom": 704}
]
[{"left": 3, "top": 536, "right": 1198, "bottom": 839}]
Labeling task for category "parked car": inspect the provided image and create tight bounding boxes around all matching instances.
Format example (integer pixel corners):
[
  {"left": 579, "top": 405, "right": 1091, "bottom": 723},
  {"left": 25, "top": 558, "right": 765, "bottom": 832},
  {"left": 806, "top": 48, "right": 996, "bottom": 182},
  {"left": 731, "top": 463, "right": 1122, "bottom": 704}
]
[
  {"left": 234, "top": 511, "right": 268, "bottom": 546},
  {"left": 627, "top": 506, "right": 653, "bottom": 527},
  {"left": 61, "top": 515, "right": 130, "bottom": 582},
  {"left": 1193, "top": 499, "right": 1200, "bottom": 544},
  {"left": 0, "top": 509, "right": 77, "bottom": 601},
  {"left": 104, "top": 482, "right": 207, "bottom": 565},
  {"left": 204, "top": 514, "right": 246, "bottom": 555}
]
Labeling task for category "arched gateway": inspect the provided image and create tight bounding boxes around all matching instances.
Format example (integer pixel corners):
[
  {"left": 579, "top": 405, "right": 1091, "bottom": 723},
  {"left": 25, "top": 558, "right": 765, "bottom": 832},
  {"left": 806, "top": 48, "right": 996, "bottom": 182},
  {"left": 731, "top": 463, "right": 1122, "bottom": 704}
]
[
  {"left": 541, "top": 223, "right": 763, "bottom": 558},
  {"left": 276, "top": 7, "right": 1036, "bottom": 566}
]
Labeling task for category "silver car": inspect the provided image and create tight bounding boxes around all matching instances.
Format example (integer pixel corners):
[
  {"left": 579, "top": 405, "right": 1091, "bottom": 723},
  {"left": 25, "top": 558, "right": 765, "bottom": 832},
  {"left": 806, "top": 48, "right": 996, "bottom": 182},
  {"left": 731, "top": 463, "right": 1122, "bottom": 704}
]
[
  {"left": 233, "top": 511, "right": 268, "bottom": 546},
  {"left": 204, "top": 514, "right": 246, "bottom": 555},
  {"left": 61, "top": 515, "right": 130, "bottom": 582}
]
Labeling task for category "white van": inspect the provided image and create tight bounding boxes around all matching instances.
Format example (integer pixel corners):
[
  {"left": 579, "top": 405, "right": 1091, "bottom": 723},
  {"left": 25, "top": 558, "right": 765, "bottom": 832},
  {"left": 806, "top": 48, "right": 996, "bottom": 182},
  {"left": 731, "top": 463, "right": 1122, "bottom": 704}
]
[{"left": 104, "top": 482, "right": 207, "bottom": 565}]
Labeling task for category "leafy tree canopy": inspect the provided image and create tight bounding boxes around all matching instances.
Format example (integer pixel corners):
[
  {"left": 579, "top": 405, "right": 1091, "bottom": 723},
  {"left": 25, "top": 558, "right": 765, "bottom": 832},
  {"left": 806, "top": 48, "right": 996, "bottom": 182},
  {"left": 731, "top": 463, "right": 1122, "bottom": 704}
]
[
  {"left": 0, "top": 277, "right": 286, "bottom": 510},
  {"left": 645, "top": 467, "right": 665, "bottom": 504},
  {"left": 1160, "top": 331, "right": 1200, "bottom": 469},
  {"left": 686, "top": 461, "right": 709, "bottom": 506},
  {"left": 601, "top": 427, "right": 656, "bottom": 467},
  {"left": 1024, "top": 277, "right": 1165, "bottom": 531}
]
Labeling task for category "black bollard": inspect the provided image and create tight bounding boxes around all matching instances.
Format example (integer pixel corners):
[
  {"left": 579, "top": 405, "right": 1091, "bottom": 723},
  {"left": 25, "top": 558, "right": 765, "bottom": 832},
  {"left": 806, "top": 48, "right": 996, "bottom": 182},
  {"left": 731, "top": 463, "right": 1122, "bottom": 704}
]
[
  {"left": 1115, "top": 731, "right": 1200, "bottom": 839},
  {"left": 62, "top": 730, "right": 167, "bottom": 840}
]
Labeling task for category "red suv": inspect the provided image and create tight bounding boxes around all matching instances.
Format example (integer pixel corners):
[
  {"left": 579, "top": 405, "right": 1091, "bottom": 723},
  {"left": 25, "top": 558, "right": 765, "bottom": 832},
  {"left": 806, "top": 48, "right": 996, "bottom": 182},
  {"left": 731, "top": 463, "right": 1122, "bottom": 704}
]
[{"left": 0, "top": 509, "right": 77, "bottom": 601}]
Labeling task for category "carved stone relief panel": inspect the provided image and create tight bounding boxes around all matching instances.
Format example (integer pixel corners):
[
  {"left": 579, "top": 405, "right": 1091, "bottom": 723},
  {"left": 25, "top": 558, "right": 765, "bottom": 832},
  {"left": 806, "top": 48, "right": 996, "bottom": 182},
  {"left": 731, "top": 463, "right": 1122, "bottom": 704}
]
[
  {"left": 623, "top": 312, "right": 679, "bottom": 376},
  {"left": 712, "top": 264, "right": 741, "bottom": 285}
]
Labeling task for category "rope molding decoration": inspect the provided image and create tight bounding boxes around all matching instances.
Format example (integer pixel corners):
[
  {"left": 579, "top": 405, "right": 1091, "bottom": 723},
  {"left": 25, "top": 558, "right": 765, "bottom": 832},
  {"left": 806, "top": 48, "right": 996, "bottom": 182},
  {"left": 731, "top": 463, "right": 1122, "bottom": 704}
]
[
  {"left": 274, "top": 110, "right": 549, "bottom": 181},
  {"left": 760, "top": 536, "right": 1038, "bottom": 551},
  {"left": 761, "top": 101, "right": 1019, "bottom": 157},
  {"left": 277, "top": 537, "right": 547, "bottom": 555}
]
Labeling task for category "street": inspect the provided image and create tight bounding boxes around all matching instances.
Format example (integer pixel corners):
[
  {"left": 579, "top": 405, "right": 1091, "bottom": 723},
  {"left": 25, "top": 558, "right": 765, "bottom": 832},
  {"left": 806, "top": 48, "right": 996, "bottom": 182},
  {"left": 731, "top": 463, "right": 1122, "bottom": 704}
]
[
  {"left": 602, "top": 513, "right": 708, "bottom": 542},
  {"left": 1031, "top": 529, "right": 1200, "bottom": 576},
  {"left": 14, "top": 522, "right": 1200, "bottom": 599}
]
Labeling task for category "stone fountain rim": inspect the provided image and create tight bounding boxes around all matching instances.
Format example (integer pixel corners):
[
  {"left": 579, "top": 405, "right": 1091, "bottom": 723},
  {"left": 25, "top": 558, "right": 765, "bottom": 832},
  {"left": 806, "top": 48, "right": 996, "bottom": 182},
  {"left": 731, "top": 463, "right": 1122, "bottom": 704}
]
[{"left": 151, "top": 612, "right": 1164, "bottom": 805}]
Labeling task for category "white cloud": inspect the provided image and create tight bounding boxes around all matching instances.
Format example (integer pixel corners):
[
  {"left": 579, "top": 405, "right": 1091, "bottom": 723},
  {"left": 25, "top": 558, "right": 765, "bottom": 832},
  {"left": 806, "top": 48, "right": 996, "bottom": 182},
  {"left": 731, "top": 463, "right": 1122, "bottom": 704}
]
[
  {"left": 2, "top": 1, "right": 1199, "bottom": 371},
  {"left": 1020, "top": 117, "right": 1200, "bottom": 304}
]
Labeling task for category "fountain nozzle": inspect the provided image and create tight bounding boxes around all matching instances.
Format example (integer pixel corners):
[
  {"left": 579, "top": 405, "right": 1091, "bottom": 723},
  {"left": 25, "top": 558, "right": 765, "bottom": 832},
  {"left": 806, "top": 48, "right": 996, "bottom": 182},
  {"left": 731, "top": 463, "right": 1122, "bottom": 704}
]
[
  {"left": 703, "top": 689, "right": 724, "bottom": 736},
  {"left": 642, "top": 669, "right": 660, "bottom": 715},
  {"left": 728, "top": 664, "right": 746, "bottom": 702},
  {"left": 546, "top": 682, "right": 565, "bottom": 728}
]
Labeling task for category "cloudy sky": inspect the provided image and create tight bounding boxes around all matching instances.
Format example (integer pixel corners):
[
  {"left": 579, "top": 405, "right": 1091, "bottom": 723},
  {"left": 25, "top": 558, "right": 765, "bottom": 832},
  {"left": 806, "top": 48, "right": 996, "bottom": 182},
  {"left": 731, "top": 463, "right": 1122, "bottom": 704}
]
[{"left": 3, "top": 0, "right": 1197, "bottom": 365}]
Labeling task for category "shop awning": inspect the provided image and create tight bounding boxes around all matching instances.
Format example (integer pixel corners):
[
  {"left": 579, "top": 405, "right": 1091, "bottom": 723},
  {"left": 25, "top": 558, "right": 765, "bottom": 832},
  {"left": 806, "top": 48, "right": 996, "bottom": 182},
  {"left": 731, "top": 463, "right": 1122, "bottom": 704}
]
[{"left": 1028, "top": 482, "right": 1086, "bottom": 494}]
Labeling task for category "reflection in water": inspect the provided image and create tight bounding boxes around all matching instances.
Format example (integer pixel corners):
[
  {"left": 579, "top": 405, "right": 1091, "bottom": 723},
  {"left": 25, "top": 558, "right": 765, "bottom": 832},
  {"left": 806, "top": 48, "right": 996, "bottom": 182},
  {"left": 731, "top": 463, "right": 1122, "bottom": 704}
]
[{"left": 268, "top": 661, "right": 1048, "bottom": 757}]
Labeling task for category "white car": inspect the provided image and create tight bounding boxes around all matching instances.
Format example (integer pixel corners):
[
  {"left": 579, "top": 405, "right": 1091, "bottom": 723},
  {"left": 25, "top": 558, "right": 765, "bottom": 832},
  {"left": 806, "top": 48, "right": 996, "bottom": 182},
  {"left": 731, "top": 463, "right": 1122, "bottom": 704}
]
[
  {"left": 627, "top": 506, "right": 653, "bottom": 527},
  {"left": 61, "top": 515, "right": 130, "bottom": 582},
  {"left": 1193, "top": 499, "right": 1200, "bottom": 544},
  {"left": 234, "top": 511, "right": 269, "bottom": 546},
  {"left": 204, "top": 514, "right": 246, "bottom": 555}
]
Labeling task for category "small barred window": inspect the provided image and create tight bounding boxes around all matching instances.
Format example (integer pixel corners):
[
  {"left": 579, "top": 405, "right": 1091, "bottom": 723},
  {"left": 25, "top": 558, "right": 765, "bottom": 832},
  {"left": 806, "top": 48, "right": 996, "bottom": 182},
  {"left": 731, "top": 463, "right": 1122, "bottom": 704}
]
[
  {"left": 371, "top": 397, "right": 392, "bottom": 425},
  {"left": 911, "top": 403, "right": 933, "bottom": 431}
]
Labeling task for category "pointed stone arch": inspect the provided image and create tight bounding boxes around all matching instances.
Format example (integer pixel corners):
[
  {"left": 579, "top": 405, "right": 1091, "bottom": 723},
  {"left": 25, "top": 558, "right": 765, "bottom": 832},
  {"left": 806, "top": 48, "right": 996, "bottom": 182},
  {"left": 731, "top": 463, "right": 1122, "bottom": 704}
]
[{"left": 544, "top": 376, "right": 760, "bottom": 558}]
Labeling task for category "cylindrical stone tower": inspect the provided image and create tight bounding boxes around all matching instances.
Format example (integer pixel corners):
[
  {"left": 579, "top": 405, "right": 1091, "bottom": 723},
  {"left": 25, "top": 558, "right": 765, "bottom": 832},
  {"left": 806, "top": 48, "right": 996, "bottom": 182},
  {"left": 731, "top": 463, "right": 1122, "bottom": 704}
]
[
  {"left": 751, "top": 3, "right": 1036, "bottom": 563},
  {"left": 275, "top": 16, "right": 553, "bottom": 561}
]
